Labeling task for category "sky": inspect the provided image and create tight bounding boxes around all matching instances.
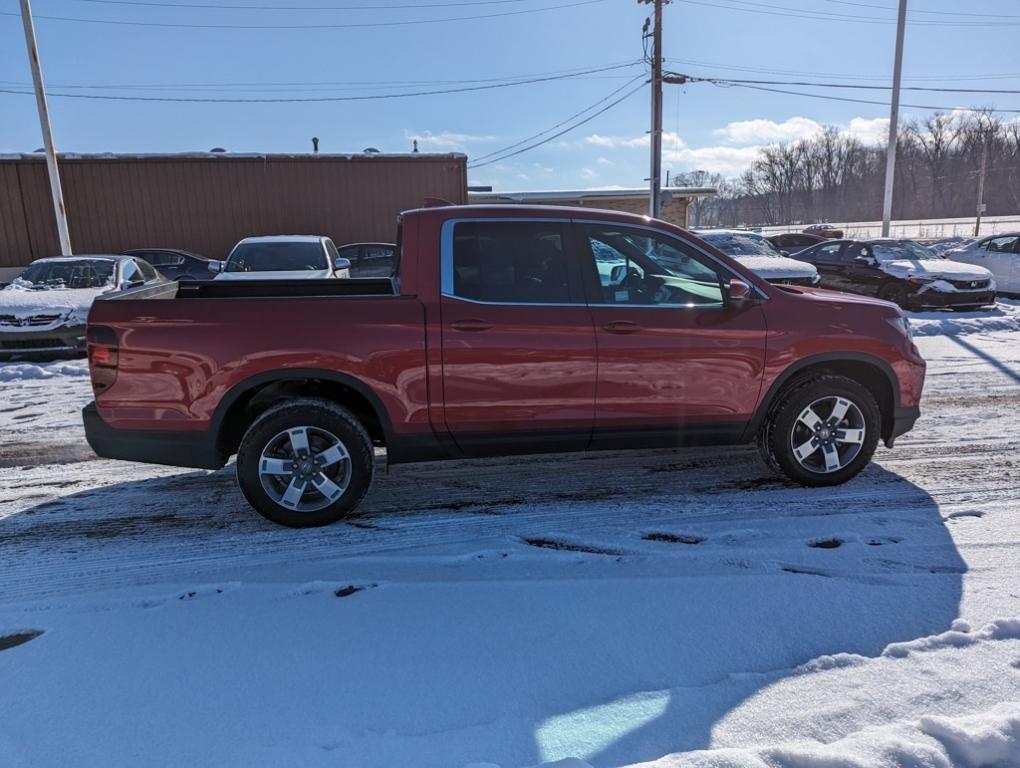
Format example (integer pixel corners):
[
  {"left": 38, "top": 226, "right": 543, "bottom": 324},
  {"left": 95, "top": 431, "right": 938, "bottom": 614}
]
[{"left": 1, "top": 0, "right": 1019, "bottom": 191}]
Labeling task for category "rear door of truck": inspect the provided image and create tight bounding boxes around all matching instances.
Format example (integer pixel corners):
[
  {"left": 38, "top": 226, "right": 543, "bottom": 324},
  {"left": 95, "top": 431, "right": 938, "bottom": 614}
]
[{"left": 437, "top": 217, "right": 596, "bottom": 455}]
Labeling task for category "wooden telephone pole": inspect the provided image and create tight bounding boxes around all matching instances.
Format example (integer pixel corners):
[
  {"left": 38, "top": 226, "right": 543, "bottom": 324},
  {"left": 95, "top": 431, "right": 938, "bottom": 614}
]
[{"left": 640, "top": 0, "right": 666, "bottom": 219}]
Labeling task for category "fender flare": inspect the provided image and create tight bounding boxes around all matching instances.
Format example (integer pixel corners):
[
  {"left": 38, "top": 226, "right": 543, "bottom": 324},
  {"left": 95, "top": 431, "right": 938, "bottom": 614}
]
[{"left": 745, "top": 351, "right": 901, "bottom": 439}]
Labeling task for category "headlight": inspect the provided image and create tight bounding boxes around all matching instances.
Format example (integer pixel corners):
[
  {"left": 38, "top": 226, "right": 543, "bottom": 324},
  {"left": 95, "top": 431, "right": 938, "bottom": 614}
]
[
  {"left": 906, "top": 275, "right": 935, "bottom": 285},
  {"left": 886, "top": 316, "right": 912, "bottom": 339},
  {"left": 65, "top": 308, "right": 89, "bottom": 326}
]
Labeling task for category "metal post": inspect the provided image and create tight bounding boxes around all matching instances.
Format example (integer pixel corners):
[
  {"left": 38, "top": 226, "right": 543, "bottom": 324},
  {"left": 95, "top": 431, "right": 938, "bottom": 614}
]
[
  {"left": 649, "top": 0, "right": 663, "bottom": 219},
  {"left": 880, "top": 0, "right": 907, "bottom": 238},
  {"left": 974, "top": 137, "right": 988, "bottom": 237},
  {"left": 19, "top": 0, "right": 71, "bottom": 255}
]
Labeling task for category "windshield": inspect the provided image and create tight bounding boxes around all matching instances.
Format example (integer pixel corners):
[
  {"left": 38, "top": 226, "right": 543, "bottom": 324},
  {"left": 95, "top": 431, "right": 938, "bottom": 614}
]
[
  {"left": 701, "top": 232, "right": 781, "bottom": 258},
  {"left": 14, "top": 259, "right": 116, "bottom": 290},
  {"left": 225, "top": 241, "right": 327, "bottom": 272},
  {"left": 871, "top": 241, "right": 941, "bottom": 262}
]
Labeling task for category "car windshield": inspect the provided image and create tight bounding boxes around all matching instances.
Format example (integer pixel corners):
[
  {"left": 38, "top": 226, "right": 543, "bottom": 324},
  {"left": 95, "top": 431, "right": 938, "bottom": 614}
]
[
  {"left": 701, "top": 232, "right": 781, "bottom": 258},
  {"left": 225, "top": 241, "right": 327, "bottom": 272},
  {"left": 14, "top": 259, "right": 116, "bottom": 289},
  {"left": 871, "top": 241, "right": 941, "bottom": 262}
]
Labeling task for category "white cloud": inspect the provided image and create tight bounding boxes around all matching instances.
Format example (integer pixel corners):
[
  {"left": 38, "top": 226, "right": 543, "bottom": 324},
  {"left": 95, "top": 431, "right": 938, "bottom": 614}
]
[
  {"left": 846, "top": 117, "right": 889, "bottom": 145},
  {"left": 403, "top": 130, "right": 496, "bottom": 149},
  {"left": 596, "top": 156, "right": 611, "bottom": 165},
  {"left": 663, "top": 145, "right": 762, "bottom": 176},
  {"left": 583, "top": 131, "right": 684, "bottom": 149},
  {"left": 580, "top": 167, "right": 598, "bottom": 180},
  {"left": 715, "top": 117, "right": 823, "bottom": 146}
]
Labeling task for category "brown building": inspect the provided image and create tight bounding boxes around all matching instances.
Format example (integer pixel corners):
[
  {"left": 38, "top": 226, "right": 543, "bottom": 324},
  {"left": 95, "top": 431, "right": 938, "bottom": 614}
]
[
  {"left": 466, "top": 186, "right": 718, "bottom": 227},
  {"left": 0, "top": 152, "right": 467, "bottom": 279}
]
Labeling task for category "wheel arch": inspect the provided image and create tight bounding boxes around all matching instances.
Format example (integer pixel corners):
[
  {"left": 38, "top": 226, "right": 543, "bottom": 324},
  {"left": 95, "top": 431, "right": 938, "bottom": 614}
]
[
  {"left": 212, "top": 369, "right": 394, "bottom": 458},
  {"left": 748, "top": 353, "right": 900, "bottom": 444}
]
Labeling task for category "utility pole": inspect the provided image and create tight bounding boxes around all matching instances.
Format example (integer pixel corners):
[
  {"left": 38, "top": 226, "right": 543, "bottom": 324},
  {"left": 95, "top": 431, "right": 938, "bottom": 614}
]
[
  {"left": 19, "top": 0, "right": 71, "bottom": 255},
  {"left": 880, "top": 0, "right": 907, "bottom": 238},
  {"left": 641, "top": 0, "right": 665, "bottom": 219},
  {"left": 974, "top": 136, "right": 988, "bottom": 237}
]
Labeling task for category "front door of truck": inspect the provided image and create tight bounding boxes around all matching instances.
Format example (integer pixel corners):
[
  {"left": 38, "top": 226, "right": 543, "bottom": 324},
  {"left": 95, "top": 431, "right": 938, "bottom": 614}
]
[
  {"left": 438, "top": 219, "right": 596, "bottom": 455},
  {"left": 577, "top": 223, "right": 768, "bottom": 448}
]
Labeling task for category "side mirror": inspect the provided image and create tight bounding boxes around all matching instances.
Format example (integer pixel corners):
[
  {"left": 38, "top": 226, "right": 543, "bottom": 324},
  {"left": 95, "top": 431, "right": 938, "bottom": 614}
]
[
  {"left": 610, "top": 264, "right": 627, "bottom": 284},
  {"left": 332, "top": 257, "right": 352, "bottom": 276},
  {"left": 854, "top": 255, "right": 877, "bottom": 266},
  {"left": 208, "top": 260, "right": 223, "bottom": 274},
  {"left": 119, "top": 279, "right": 144, "bottom": 291},
  {"left": 727, "top": 278, "right": 753, "bottom": 302}
]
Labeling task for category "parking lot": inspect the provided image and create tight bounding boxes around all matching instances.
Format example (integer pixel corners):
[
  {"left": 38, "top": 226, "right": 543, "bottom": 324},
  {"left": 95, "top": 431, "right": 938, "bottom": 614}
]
[{"left": 1, "top": 305, "right": 1019, "bottom": 767}]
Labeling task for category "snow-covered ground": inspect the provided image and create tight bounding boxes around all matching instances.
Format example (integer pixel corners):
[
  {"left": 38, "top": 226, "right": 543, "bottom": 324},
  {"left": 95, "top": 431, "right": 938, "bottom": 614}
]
[{"left": 1, "top": 305, "right": 1019, "bottom": 767}]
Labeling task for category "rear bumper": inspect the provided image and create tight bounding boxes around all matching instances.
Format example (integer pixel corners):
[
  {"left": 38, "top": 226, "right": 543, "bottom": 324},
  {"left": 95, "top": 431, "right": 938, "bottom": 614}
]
[
  {"left": 82, "top": 402, "right": 227, "bottom": 470},
  {"left": 885, "top": 404, "right": 920, "bottom": 448}
]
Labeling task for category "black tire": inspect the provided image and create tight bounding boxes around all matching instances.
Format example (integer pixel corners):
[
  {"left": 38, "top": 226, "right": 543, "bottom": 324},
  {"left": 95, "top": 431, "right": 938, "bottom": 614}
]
[
  {"left": 758, "top": 374, "right": 881, "bottom": 487},
  {"left": 236, "top": 398, "right": 374, "bottom": 527},
  {"left": 878, "top": 282, "right": 909, "bottom": 308}
]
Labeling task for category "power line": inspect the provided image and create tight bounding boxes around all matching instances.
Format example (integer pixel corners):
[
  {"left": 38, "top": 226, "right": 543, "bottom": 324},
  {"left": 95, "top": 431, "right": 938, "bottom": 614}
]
[
  {"left": 665, "top": 57, "right": 1020, "bottom": 83},
  {"left": 0, "top": 60, "right": 643, "bottom": 93},
  {"left": 0, "top": 0, "right": 604, "bottom": 29},
  {"left": 471, "top": 74, "right": 647, "bottom": 163},
  {"left": 698, "top": 79, "right": 1020, "bottom": 114},
  {"left": 0, "top": 63, "right": 635, "bottom": 102},
  {"left": 680, "top": 74, "right": 1020, "bottom": 95},
  {"left": 670, "top": 0, "right": 1020, "bottom": 26},
  {"left": 64, "top": 0, "right": 536, "bottom": 8},
  {"left": 469, "top": 81, "right": 647, "bottom": 169},
  {"left": 819, "top": 0, "right": 1020, "bottom": 19}
]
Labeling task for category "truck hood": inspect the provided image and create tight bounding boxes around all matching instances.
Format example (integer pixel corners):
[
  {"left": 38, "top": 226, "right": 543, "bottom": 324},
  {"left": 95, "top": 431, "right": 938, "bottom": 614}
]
[
  {"left": 732, "top": 255, "right": 818, "bottom": 280},
  {"left": 879, "top": 259, "right": 992, "bottom": 281},
  {"left": 215, "top": 270, "right": 333, "bottom": 281},
  {"left": 0, "top": 283, "right": 107, "bottom": 328}
]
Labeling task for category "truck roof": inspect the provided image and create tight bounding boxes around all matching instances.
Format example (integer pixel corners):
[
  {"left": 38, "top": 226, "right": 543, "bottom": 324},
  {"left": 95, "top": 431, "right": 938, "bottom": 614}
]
[{"left": 234, "top": 235, "right": 326, "bottom": 244}]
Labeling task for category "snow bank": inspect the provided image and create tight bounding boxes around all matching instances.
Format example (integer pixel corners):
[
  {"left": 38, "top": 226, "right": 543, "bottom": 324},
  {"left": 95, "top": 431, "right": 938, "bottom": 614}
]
[
  {"left": 0, "top": 359, "right": 90, "bottom": 381},
  {"left": 883, "top": 617, "right": 1020, "bottom": 658},
  {"left": 629, "top": 703, "right": 1020, "bottom": 768},
  {"left": 909, "top": 299, "right": 1020, "bottom": 337}
]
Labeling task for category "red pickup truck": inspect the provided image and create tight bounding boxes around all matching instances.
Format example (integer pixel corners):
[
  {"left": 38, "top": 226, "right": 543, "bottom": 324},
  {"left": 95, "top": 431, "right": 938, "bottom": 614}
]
[{"left": 83, "top": 205, "right": 926, "bottom": 527}]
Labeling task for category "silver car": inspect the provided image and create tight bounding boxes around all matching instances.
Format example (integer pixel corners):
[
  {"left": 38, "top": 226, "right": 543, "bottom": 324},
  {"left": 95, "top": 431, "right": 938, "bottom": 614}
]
[{"left": 944, "top": 232, "right": 1020, "bottom": 295}]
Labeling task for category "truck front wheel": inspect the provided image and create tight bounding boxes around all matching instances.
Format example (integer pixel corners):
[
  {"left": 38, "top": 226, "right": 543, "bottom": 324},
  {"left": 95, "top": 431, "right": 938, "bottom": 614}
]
[
  {"left": 758, "top": 374, "right": 881, "bottom": 487},
  {"left": 236, "top": 398, "right": 374, "bottom": 527}
]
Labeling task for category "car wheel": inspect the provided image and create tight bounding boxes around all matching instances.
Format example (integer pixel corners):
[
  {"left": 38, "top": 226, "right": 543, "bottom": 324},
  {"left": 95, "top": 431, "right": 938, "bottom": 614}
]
[
  {"left": 758, "top": 374, "right": 881, "bottom": 487},
  {"left": 236, "top": 398, "right": 374, "bottom": 527},
  {"left": 878, "top": 282, "right": 909, "bottom": 308}
]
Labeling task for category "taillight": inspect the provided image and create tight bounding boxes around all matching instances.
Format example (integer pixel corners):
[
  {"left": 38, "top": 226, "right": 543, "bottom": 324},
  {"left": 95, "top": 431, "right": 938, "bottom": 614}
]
[{"left": 87, "top": 325, "right": 119, "bottom": 394}]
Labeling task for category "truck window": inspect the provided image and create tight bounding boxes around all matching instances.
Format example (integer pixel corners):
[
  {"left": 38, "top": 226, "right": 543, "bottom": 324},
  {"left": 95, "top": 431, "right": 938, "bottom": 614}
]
[
  {"left": 583, "top": 225, "right": 724, "bottom": 307},
  {"left": 448, "top": 221, "right": 572, "bottom": 304}
]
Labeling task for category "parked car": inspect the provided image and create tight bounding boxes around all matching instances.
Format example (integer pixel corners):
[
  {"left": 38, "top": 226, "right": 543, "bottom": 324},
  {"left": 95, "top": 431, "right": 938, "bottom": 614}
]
[
  {"left": 83, "top": 205, "right": 925, "bottom": 527},
  {"left": 210, "top": 236, "right": 351, "bottom": 280},
  {"left": 1, "top": 255, "right": 167, "bottom": 358},
  {"left": 122, "top": 248, "right": 211, "bottom": 281},
  {"left": 804, "top": 223, "right": 844, "bottom": 239},
  {"left": 336, "top": 242, "right": 397, "bottom": 278},
  {"left": 767, "top": 232, "right": 826, "bottom": 255},
  {"left": 941, "top": 232, "right": 1019, "bottom": 295},
  {"left": 693, "top": 229, "right": 820, "bottom": 286},
  {"left": 795, "top": 238, "right": 996, "bottom": 310},
  {"left": 918, "top": 237, "right": 972, "bottom": 258}
]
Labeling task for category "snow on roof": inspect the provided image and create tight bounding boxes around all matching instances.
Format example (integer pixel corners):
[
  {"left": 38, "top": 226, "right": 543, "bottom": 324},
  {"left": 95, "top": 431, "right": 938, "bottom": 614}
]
[
  {"left": 31, "top": 254, "right": 125, "bottom": 263},
  {"left": 235, "top": 235, "right": 324, "bottom": 244},
  {"left": 467, "top": 186, "right": 718, "bottom": 203}
]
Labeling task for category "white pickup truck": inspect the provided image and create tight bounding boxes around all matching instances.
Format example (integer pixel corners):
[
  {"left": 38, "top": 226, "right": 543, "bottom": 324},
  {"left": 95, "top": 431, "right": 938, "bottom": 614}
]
[{"left": 211, "top": 235, "right": 351, "bottom": 280}]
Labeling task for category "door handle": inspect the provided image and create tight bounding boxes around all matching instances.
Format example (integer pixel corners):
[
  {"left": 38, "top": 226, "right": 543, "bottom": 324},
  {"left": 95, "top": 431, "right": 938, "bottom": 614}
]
[
  {"left": 602, "top": 320, "right": 641, "bottom": 334},
  {"left": 450, "top": 319, "right": 493, "bottom": 332}
]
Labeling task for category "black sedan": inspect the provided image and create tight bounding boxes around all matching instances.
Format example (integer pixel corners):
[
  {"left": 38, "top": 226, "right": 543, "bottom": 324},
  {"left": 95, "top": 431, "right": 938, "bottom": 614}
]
[
  {"left": 122, "top": 249, "right": 211, "bottom": 281},
  {"left": 794, "top": 238, "right": 996, "bottom": 311},
  {"left": 767, "top": 232, "right": 825, "bottom": 255}
]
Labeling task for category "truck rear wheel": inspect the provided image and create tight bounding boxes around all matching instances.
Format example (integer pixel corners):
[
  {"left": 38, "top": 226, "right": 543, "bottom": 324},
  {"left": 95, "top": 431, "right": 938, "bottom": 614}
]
[
  {"left": 758, "top": 374, "right": 881, "bottom": 487},
  {"left": 236, "top": 398, "right": 374, "bottom": 527}
]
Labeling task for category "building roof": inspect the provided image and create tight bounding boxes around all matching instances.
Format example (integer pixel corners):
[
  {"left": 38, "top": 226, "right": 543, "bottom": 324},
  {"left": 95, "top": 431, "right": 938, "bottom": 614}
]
[{"left": 467, "top": 186, "right": 718, "bottom": 204}]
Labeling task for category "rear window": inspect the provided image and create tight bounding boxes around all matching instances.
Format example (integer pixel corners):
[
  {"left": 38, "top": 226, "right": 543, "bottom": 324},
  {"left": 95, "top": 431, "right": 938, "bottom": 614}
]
[
  {"left": 225, "top": 242, "right": 327, "bottom": 273},
  {"left": 701, "top": 232, "right": 780, "bottom": 258}
]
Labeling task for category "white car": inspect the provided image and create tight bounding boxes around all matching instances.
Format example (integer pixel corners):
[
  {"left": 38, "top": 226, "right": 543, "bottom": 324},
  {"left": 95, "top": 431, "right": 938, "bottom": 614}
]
[
  {"left": 0, "top": 255, "right": 167, "bottom": 357},
  {"left": 211, "top": 236, "right": 350, "bottom": 280},
  {"left": 693, "top": 229, "right": 820, "bottom": 286},
  {"left": 943, "top": 232, "right": 1019, "bottom": 295}
]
